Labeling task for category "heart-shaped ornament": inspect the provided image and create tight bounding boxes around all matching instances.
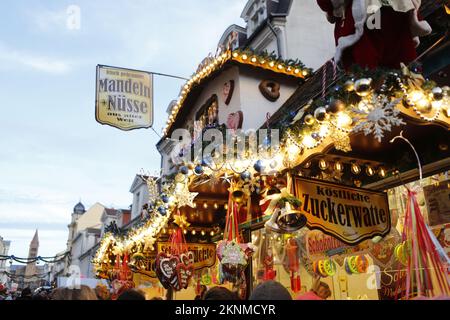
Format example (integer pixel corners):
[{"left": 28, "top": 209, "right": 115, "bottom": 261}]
[
  {"left": 368, "top": 231, "right": 400, "bottom": 268},
  {"left": 226, "top": 111, "right": 243, "bottom": 131},
  {"left": 177, "top": 263, "right": 194, "bottom": 290},
  {"left": 159, "top": 256, "right": 180, "bottom": 280},
  {"left": 223, "top": 80, "right": 235, "bottom": 105}
]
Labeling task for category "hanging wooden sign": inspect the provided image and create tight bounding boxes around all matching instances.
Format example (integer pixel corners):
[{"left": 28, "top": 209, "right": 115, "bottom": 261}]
[
  {"left": 293, "top": 177, "right": 391, "bottom": 245},
  {"left": 95, "top": 65, "right": 153, "bottom": 131},
  {"left": 158, "top": 242, "right": 216, "bottom": 271}
]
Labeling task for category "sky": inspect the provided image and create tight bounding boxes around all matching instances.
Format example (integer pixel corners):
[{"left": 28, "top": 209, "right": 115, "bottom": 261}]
[{"left": 0, "top": 0, "right": 247, "bottom": 260}]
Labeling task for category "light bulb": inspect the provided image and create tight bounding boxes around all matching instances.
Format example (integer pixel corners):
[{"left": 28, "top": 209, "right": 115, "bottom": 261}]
[
  {"left": 334, "top": 161, "right": 343, "bottom": 172},
  {"left": 319, "top": 159, "right": 328, "bottom": 171},
  {"left": 366, "top": 165, "right": 375, "bottom": 176},
  {"left": 302, "top": 135, "right": 316, "bottom": 149},
  {"left": 336, "top": 113, "right": 352, "bottom": 127},
  {"left": 191, "top": 230, "right": 196, "bottom": 235},
  {"left": 351, "top": 163, "right": 361, "bottom": 175},
  {"left": 319, "top": 124, "right": 329, "bottom": 137}
]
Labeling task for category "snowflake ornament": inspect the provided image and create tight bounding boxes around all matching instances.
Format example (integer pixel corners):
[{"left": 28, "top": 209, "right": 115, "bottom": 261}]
[{"left": 352, "top": 95, "right": 405, "bottom": 142}]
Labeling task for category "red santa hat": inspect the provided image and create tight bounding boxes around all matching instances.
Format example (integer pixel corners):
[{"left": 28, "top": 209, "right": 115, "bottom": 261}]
[{"left": 322, "top": 0, "right": 432, "bottom": 65}]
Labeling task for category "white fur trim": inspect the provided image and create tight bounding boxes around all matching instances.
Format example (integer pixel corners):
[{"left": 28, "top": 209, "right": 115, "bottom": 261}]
[
  {"left": 410, "top": 0, "right": 432, "bottom": 47},
  {"left": 334, "top": 0, "right": 367, "bottom": 65}
]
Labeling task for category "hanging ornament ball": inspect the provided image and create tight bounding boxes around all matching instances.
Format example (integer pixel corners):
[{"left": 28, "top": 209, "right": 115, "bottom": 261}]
[
  {"left": 187, "top": 163, "right": 195, "bottom": 170},
  {"left": 270, "top": 159, "right": 278, "bottom": 169},
  {"left": 262, "top": 136, "right": 271, "bottom": 147},
  {"left": 158, "top": 206, "right": 167, "bottom": 216},
  {"left": 180, "top": 166, "right": 189, "bottom": 175},
  {"left": 311, "top": 132, "right": 321, "bottom": 141},
  {"left": 442, "top": 86, "right": 449, "bottom": 96},
  {"left": 254, "top": 160, "right": 265, "bottom": 173},
  {"left": 304, "top": 114, "right": 315, "bottom": 126},
  {"left": 354, "top": 78, "right": 372, "bottom": 97},
  {"left": 327, "top": 99, "right": 346, "bottom": 114},
  {"left": 314, "top": 107, "right": 329, "bottom": 122},
  {"left": 240, "top": 171, "right": 251, "bottom": 181},
  {"left": 432, "top": 87, "right": 444, "bottom": 101},
  {"left": 416, "top": 99, "right": 433, "bottom": 113},
  {"left": 194, "top": 165, "right": 204, "bottom": 175},
  {"left": 161, "top": 194, "right": 169, "bottom": 203},
  {"left": 344, "top": 80, "right": 355, "bottom": 92}
]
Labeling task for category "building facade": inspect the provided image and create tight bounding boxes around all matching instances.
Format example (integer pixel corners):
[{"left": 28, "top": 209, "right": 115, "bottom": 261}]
[
  {"left": 7, "top": 231, "right": 50, "bottom": 290},
  {"left": 62, "top": 202, "right": 131, "bottom": 280},
  {"left": 219, "top": 0, "right": 335, "bottom": 69}
]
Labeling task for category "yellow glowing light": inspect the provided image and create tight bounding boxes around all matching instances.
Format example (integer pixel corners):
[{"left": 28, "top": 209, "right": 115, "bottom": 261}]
[
  {"left": 203, "top": 202, "right": 208, "bottom": 209},
  {"left": 378, "top": 167, "right": 387, "bottom": 178},
  {"left": 214, "top": 203, "right": 219, "bottom": 209},
  {"left": 201, "top": 230, "right": 206, "bottom": 236},
  {"left": 302, "top": 135, "right": 316, "bottom": 149},
  {"left": 224, "top": 203, "right": 228, "bottom": 210},
  {"left": 287, "top": 142, "right": 300, "bottom": 155},
  {"left": 294, "top": 69, "right": 300, "bottom": 74},
  {"left": 183, "top": 229, "right": 187, "bottom": 235},
  {"left": 269, "top": 61, "right": 275, "bottom": 68},
  {"left": 319, "top": 159, "right": 328, "bottom": 170},
  {"left": 193, "top": 203, "right": 197, "bottom": 208},
  {"left": 351, "top": 163, "right": 361, "bottom": 175},
  {"left": 191, "top": 230, "right": 196, "bottom": 235},
  {"left": 358, "top": 100, "right": 371, "bottom": 112},
  {"left": 366, "top": 165, "right": 375, "bottom": 176},
  {"left": 417, "top": 98, "right": 430, "bottom": 108},
  {"left": 232, "top": 52, "right": 239, "bottom": 58},
  {"left": 336, "top": 112, "right": 352, "bottom": 127},
  {"left": 319, "top": 124, "right": 329, "bottom": 137},
  {"left": 432, "top": 100, "right": 442, "bottom": 109},
  {"left": 242, "top": 54, "right": 248, "bottom": 60},
  {"left": 277, "top": 64, "right": 283, "bottom": 70},
  {"left": 409, "top": 90, "right": 425, "bottom": 103},
  {"left": 302, "top": 70, "right": 309, "bottom": 76},
  {"left": 334, "top": 161, "right": 343, "bottom": 172},
  {"left": 251, "top": 57, "right": 257, "bottom": 63},
  {"left": 210, "top": 231, "right": 215, "bottom": 236}
]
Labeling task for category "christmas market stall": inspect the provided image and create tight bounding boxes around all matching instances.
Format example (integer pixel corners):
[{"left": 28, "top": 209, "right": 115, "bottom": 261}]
[{"left": 93, "top": 0, "right": 449, "bottom": 300}]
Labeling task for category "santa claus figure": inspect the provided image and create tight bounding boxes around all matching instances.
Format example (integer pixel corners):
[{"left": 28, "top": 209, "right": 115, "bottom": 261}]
[{"left": 317, "top": 0, "right": 432, "bottom": 69}]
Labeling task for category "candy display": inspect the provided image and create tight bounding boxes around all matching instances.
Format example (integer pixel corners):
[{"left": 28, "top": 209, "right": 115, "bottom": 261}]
[{"left": 344, "top": 255, "right": 369, "bottom": 275}]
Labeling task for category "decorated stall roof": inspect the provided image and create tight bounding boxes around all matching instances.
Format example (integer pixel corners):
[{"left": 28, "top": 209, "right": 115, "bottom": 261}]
[{"left": 162, "top": 49, "right": 312, "bottom": 136}]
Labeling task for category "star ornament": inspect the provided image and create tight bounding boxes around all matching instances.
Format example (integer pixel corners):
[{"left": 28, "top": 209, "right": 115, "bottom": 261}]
[
  {"left": 176, "top": 187, "right": 199, "bottom": 208},
  {"left": 173, "top": 215, "right": 190, "bottom": 229}
]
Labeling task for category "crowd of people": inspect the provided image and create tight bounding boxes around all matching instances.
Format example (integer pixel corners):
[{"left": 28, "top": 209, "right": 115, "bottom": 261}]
[{"left": 0, "top": 277, "right": 331, "bottom": 301}]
